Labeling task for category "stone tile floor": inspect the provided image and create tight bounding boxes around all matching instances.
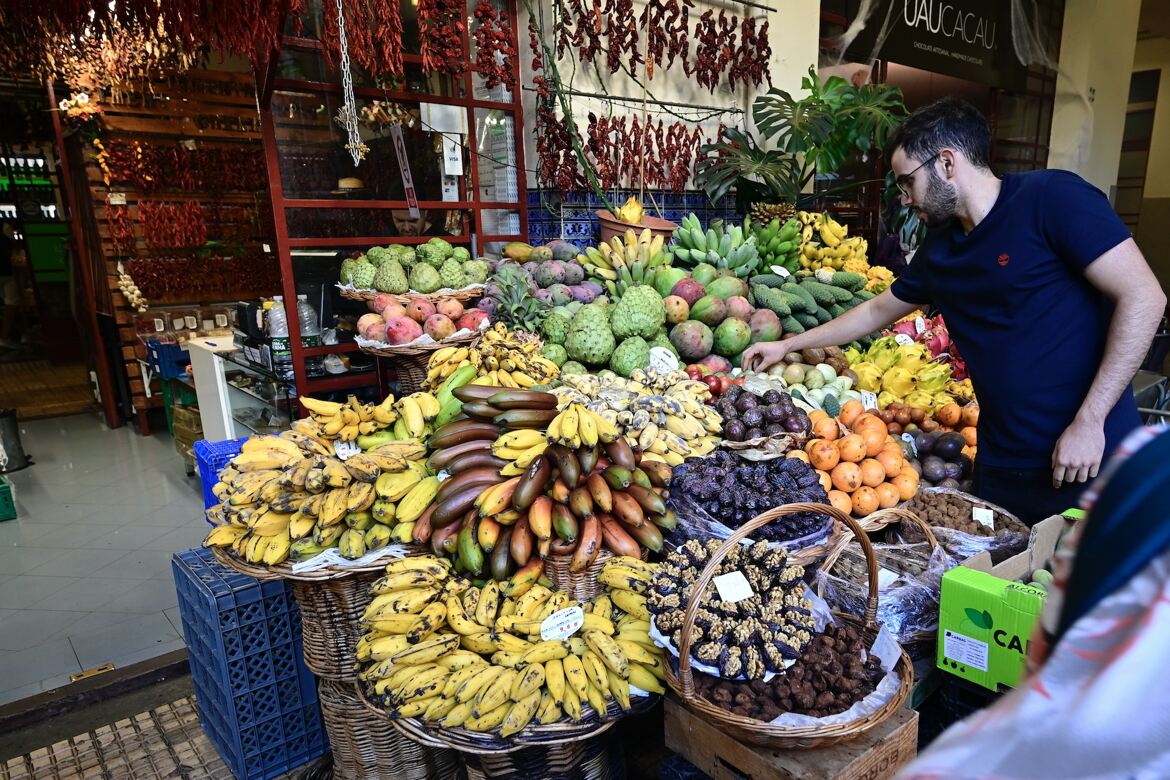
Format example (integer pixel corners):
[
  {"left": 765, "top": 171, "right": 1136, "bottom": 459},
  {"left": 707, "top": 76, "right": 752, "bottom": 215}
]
[{"left": 0, "top": 414, "right": 206, "bottom": 706}]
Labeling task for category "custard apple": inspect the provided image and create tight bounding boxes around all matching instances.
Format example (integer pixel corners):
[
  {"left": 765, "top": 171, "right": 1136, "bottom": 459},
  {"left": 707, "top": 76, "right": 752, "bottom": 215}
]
[
  {"left": 366, "top": 246, "right": 392, "bottom": 267},
  {"left": 611, "top": 337, "right": 650, "bottom": 377},
  {"left": 560, "top": 361, "right": 588, "bottom": 375},
  {"left": 650, "top": 329, "right": 677, "bottom": 355},
  {"left": 410, "top": 263, "right": 442, "bottom": 294},
  {"left": 350, "top": 260, "right": 376, "bottom": 289},
  {"left": 439, "top": 259, "right": 466, "bottom": 290},
  {"left": 540, "top": 343, "right": 568, "bottom": 367},
  {"left": 611, "top": 284, "right": 665, "bottom": 339},
  {"left": 463, "top": 259, "right": 489, "bottom": 285},
  {"left": 451, "top": 246, "right": 471, "bottom": 263},
  {"left": 564, "top": 304, "right": 616, "bottom": 367},
  {"left": 339, "top": 257, "right": 358, "bottom": 284},
  {"left": 540, "top": 312, "right": 570, "bottom": 345},
  {"left": 373, "top": 259, "right": 408, "bottom": 294}
]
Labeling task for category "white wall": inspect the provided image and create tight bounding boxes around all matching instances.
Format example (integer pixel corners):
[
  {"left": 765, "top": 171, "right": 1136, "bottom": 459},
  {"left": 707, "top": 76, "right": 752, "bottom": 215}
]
[
  {"left": 517, "top": 0, "right": 821, "bottom": 190},
  {"left": 1047, "top": 0, "right": 1141, "bottom": 192},
  {"left": 1132, "top": 36, "right": 1170, "bottom": 199}
]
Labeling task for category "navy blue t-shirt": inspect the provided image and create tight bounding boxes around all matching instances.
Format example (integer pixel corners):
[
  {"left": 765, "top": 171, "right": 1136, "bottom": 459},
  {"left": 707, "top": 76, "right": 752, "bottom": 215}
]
[{"left": 890, "top": 169, "right": 1141, "bottom": 469}]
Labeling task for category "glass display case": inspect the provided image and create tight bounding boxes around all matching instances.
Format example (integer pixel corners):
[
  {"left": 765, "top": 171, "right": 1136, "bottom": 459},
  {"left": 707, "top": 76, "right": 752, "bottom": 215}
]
[{"left": 186, "top": 338, "right": 298, "bottom": 441}]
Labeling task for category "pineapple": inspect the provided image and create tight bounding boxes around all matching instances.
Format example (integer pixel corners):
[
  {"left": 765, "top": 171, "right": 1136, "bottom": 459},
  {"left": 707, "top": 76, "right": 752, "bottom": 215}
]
[{"left": 487, "top": 266, "right": 549, "bottom": 334}]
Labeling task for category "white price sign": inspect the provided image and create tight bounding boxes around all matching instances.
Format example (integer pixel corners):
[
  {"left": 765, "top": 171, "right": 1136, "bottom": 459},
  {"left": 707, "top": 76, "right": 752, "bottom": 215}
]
[
  {"left": 333, "top": 441, "right": 361, "bottom": 461},
  {"left": 713, "top": 571, "right": 755, "bottom": 603},
  {"left": 541, "top": 606, "right": 584, "bottom": 640},
  {"left": 861, "top": 390, "right": 879, "bottom": 410},
  {"left": 972, "top": 507, "right": 995, "bottom": 530}
]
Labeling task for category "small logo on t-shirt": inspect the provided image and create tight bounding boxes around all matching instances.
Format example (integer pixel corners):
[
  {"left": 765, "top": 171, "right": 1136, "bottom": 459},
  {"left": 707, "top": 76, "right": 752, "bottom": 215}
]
[{"left": 997, "top": 253, "right": 1010, "bottom": 266}]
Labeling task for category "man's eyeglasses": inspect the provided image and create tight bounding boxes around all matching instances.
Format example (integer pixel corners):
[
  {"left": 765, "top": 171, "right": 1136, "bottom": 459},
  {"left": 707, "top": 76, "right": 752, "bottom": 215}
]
[{"left": 895, "top": 153, "right": 940, "bottom": 198}]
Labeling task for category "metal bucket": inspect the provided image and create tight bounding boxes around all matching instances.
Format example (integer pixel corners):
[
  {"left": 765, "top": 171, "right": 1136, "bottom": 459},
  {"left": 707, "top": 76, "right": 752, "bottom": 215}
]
[{"left": 0, "top": 408, "right": 30, "bottom": 472}]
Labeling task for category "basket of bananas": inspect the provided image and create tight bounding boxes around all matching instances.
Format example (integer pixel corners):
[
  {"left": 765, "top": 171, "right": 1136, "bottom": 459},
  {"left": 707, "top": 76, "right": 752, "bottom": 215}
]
[{"left": 352, "top": 555, "right": 665, "bottom": 754}]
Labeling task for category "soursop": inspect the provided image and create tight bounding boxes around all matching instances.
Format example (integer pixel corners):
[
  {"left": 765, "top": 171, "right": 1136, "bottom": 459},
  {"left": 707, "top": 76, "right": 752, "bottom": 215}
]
[
  {"left": 373, "top": 259, "right": 409, "bottom": 294},
  {"left": 540, "top": 343, "right": 568, "bottom": 367},
  {"left": 611, "top": 337, "right": 650, "bottom": 377},
  {"left": 439, "top": 259, "right": 466, "bottom": 290},
  {"left": 540, "top": 312, "right": 570, "bottom": 345},
  {"left": 610, "top": 284, "right": 666, "bottom": 339},
  {"left": 564, "top": 304, "right": 616, "bottom": 367},
  {"left": 410, "top": 263, "right": 442, "bottom": 294},
  {"left": 350, "top": 260, "right": 376, "bottom": 289},
  {"left": 463, "top": 259, "right": 489, "bottom": 285}
]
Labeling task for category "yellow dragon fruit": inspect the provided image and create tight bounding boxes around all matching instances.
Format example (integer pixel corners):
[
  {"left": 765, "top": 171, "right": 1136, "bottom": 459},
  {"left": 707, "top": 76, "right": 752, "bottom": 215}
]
[
  {"left": 851, "top": 361, "right": 883, "bottom": 393},
  {"left": 877, "top": 391, "right": 902, "bottom": 408},
  {"left": 866, "top": 337, "right": 901, "bottom": 371},
  {"left": 894, "top": 342, "right": 931, "bottom": 372},
  {"left": 933, "top": 392, "right": 955, "bottom": 407},
  {"left": 904, "top": 390, "right": 937, "bottom": 411},
  {"left": 916, "top": 362, "right": 952, "bottom": 395},
  {"left": 880, "top": 366, "right": 918, "bottom": 398},
  {"left": 844, "top": 346, "right": 863, "bottom": 365}
]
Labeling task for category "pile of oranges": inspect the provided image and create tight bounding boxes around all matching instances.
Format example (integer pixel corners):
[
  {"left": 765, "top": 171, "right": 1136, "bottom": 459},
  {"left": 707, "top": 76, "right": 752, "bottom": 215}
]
[{"left": 787, "top": 399, "right": 920, "bottom": 518}]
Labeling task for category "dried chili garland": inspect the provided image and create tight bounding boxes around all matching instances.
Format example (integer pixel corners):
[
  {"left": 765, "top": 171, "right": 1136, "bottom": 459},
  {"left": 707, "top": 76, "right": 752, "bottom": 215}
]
[
  {"left": 530, "top": 19, "right": 586, "bottom": 191},
  {"left": 320, "top": 0, "right": 405, "bottom": 80},
  {"left": 419, "top": 0, "right": 467, "bottom": 75},
  {"left": 583, "top": 114, "right": 711, "bottom": 192},
  {"left": 474, "top": 0, "right": 518, "bottom": 93}
]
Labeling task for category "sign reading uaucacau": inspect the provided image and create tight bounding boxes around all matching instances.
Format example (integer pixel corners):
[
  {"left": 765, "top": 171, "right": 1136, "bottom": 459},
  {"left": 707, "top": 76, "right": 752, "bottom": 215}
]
[{"left": 847, "top": 0, "right": 1027, "bottom": 90}]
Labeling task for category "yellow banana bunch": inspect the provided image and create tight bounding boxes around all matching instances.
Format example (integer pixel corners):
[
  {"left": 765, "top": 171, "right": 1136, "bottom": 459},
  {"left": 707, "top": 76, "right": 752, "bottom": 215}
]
[{"left": 300, "top": 394, "right": 393, "bottom": 442}]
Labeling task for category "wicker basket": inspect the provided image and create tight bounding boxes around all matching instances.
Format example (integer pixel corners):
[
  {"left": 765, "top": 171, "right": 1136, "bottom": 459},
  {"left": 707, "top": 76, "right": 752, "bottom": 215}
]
[
  {"left": 319, "top": 679, "right": 459, "bottom": 780},
  {"left": 459, "top": 731, "right": 625, "bottom": 780},
  {"left": 338, "top": 284, "right": 485, "bottom": 304},
  {"left": 545, "top": 547, "right": 648, "bottom": 601},
  {"left": 665, "top": 501, "right": 913, "bottom": 750},
  {"left": 820, "top": 507, "right": 938, "bottom": 571}
]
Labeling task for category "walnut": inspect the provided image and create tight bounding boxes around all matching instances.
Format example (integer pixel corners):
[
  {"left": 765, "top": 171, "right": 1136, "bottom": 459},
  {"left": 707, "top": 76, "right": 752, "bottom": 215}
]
[
  {"left": 719, "top": 647, "right": 744, "bottom": 678},
  {"left": 695, "top": 642, "right": 722, "bottom": 663},
  {"left": 744, "top": 646, "right": 766, "bottom": 681}
]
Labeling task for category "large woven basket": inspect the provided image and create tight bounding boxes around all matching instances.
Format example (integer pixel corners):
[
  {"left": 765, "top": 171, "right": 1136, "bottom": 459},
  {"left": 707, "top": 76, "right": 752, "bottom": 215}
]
[
  {"left": 545, "top": 547, "right": 648, "bottom": 601},
  {"left": 319, "top": 678, "right": 459, "bottom": 780},
  {"left": 459, "top": 731, "right": 626, "bottom": 780},
  {"left": 338, "top": 284, "right": 485, "bottom": 304},
  {"left": 665, "top": 501, "right": 913, "bottom": 750}
]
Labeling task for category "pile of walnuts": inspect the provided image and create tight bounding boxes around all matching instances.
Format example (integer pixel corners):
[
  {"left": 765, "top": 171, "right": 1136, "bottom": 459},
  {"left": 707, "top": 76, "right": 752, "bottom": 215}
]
[{"left": 693, "top": 623, "right": 884, "bottom": 720}]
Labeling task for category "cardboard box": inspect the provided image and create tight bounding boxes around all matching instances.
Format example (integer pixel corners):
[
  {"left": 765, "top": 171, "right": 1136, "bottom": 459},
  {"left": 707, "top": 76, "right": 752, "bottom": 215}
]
[
  {"left": 171, "top": 404, "right": 201, "bottom": 431},
  {"left": 936, "top": 511, "right": 1079, "bottom": 691},
  {"left": 664, "top": 695, "right": 918, "bottom": 780}
]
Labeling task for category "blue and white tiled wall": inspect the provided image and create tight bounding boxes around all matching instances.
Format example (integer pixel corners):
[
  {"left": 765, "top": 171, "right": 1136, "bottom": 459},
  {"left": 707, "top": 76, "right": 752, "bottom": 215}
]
[{"left": 526, "top": 189, "right": 741, "bottom": 249}]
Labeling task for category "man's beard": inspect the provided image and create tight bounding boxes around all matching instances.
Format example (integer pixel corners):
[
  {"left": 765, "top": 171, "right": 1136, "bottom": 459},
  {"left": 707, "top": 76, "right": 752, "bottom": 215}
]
[{"left": 918, "top": 169, "right": 958, "bottom": 225}]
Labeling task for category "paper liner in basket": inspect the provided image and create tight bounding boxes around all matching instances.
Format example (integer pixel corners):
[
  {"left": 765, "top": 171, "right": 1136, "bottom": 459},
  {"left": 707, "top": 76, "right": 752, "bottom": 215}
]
[
  {"left": 290, "top": 543, "right": 409, "bottom": 574},
  {"left": 720, "top": 431, "right": 809, "bottom": 460}
]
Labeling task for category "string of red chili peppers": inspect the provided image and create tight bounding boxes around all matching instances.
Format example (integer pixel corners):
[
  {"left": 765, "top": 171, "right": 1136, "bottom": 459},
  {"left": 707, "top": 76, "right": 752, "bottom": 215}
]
[
  {"left": 138, "top": 201, "right": 207, "bottom": 250},
  {"left": 318, "top": 0, "right": 405, "bottom": 80},
  {"left": 474, "top": 0, "right": 518, "bottom": 93},
  {"left": 126, "top": 252, "right": 280, "bottom": 301},
  {"left": 418, "top": 0, "right": 467, "bottom": 76}
]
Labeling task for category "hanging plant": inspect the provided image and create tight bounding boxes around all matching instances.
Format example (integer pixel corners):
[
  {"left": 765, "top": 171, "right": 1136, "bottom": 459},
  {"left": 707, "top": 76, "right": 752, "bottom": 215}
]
[
  {"left": 473, "top": 0, "right": 517, "bottom": 93},
  {"left": 419, "top": 0, "right": 467, "bottom": 75}
]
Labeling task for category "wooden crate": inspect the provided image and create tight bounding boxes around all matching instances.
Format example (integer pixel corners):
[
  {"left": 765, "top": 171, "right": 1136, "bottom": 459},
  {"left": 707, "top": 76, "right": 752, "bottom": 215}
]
[{"left": 664, "top": 695, "right": 918, "bottom": 780}]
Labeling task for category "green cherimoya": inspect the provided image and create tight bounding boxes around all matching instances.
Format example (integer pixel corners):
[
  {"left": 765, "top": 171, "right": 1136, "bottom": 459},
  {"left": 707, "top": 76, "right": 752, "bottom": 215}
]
[
  {"left": 611, "top": 337, "right": 650, "bottom": 377},
  {"left": 373, "top": 259, "right": 409, "bottom": 294},
  {"left": 339, "top": 256, "right": 358, "bottom": 285},
  {"left": 540, "top": 343, "right": 568, "bottom": 367},
  {"left": 463, "top": 259, "right": 489, "bottom": 285},
  {"left": 410, "top": 263, "right": 443, "bottom": 294},
  {"left": 610, "top": 284, "right": 666, "bottom": 340},
  {"left": 451, "top": 246, "right": 471, "bottom": 264},
  {"left": 540, "top": 312, "right": 570, "bottom": 345},
  {"left": 565, "top": 304, "right": 616, "bottom": 367},
  {"left": 350, "top": 260, "right": 376, "bottom": 289},
  {"left": 560, "top": 361, "right": 588, "bottom": 375},
  {"left": 439, "top": 259, "right": 466, "bottom": 290},
  {"left": 417, "top": 237, "right": 453, "bottom": 266},
  {"left": 365, "top": 246, "right": 393, "bottom": 267}
]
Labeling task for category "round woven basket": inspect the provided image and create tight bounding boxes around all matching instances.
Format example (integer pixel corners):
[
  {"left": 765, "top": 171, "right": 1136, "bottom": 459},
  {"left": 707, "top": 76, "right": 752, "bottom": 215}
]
[
  {"left": 459, "top": 731, "right": 625, "bottom": 780},
  {"left": 544, "top": 547, "right": 648, "bottom": 601},
  {"left": 665, "top": 501, "right": 913, "bottom": 750},
  {"left": 318, "top": 679, "right": 459, "bottom": 780},
  {"left": 338, "top": 285, "right": 484, "bottom": 304},
  {"left": 355, "top": 329, "right": 479, "bottom": 360},
  {"left": 354, "top": 681, "right": 656, "bottom": 754},
  {"left": 210, "top": 546, "right": 394, "bottom": 582}
]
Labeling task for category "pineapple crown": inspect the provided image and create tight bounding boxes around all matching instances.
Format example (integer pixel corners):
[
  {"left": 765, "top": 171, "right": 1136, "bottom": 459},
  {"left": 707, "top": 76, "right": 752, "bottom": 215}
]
[{"left": 489, "top": 265, "right": 548, "bottom": 333}]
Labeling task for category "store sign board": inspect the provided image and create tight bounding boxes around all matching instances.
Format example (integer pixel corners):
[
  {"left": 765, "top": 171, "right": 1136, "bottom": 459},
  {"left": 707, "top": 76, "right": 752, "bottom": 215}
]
[
  {"left": 389, "top": 124, "right": 420, "bottom": 219},
  {"left": 846, "top": 0, "right": 1027, "bottom": 90}
]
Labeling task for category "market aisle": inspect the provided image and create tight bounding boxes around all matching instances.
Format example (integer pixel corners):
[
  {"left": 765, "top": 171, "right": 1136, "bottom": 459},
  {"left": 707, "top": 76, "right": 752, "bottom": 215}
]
[{"left": 0, "top": 414, "right": 206, "bottom": 706}]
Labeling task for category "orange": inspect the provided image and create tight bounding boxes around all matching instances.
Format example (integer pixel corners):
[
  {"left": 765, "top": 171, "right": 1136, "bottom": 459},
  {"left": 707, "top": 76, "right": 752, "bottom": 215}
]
[
  {"left": 875, "top": 482, "right": 900, "bottom": 509},
  {"left": 851, "top": 486, "right": 879, "bottom": 516},
  {"left": 812, "top": 416, "right": 840, "bottom": 441},
  {"left": 837, "top": 434, "right": 866, "bottom": 464},
  {"left": 830, "top": 462, "right": 862, "bottom": 492},
  {"left": 807, "top": 439, "right": 840, "bottom": 471},
  {"left": 861, "top": 427, "right": 886, "bottom": 458},
  {"left": 838, "top": 399, "right": 865, "bottom": 429},
  {"left": 817, "top": 469, "right": 833, "bottom": 493},
  {"left": 876, "top": 449, "right": 904, "bottom": 478},
  {"left": 961, "top": 426, "right": 978, "bottom": 447},
  {"left": 891, "top": 473, "right": 919, "bottom": 501},
  {"left": 786, "top": 449, "right": 810, "bottom": 463},
  {"left": 827, "top": 490, "right": 853, "bottom": 516},
  {"left": 859, "top": 458, "right": 886, "bottom": 488}
]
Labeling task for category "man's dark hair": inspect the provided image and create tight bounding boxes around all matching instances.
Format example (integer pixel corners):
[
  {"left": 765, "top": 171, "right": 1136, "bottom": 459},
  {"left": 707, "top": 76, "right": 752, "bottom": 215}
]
[{"left": 884, "top": 97, "right": 991, "bottom": 169}]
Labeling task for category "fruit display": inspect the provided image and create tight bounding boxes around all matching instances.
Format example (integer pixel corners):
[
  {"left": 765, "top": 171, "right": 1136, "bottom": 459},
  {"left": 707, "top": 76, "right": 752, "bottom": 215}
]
[
  {"left": 357, "top": 294, "right": 491, "bottom": 346},
  {"left": 845, "top": 337, "right": 958, "bottom": 412},
  {"left": 669, "top": 452, "right": 830, "bottom": 542},
  {"left": 577, "top": 227, "right": 671, "bottom": 300},
  {"left": 902, "top": 490, "right": 1028, "bottom": 539},
  {"left": 421, "top": 390, "right": 677, "bottom": 574},
  {"left": 550, "top": 369, "right": 722, "bottom": 465},
  {"left": 541, "top": 289, "right": 670, "bottom": 378},
  {"left": 690, "top": 622, "right": 885, "bottom": 720},
  {"left": 423, "top": 324, "right": 559, "bottom": 392},
  {"left": 902, "top": 429, "right": 974, "bottom": 490},
  {"left": 799, "top": 404, "right": 919, "bottom": 519},
  {"left": 748, "top": 269, "right": 875, "bottom": 339},
  {"left": 202, "top": 394, "right": 440, "bottom": 563},
  {"left": 354, "top": 555, "right": 666, "bottom": 734},
  {"left": 648, "top": 539, "right": 816, "bottom": 679},
  {"left": 669, "top": 214, "right": 761, "bottom": 278},
  {"left": 710, "top": 384, "right": 810, "bottom": 443},
  {"left": 888, "top": 311, "right": 967, "bottom": 381},
  {"left": 340, "top": 241, "right": 489, "bottom": 294},
  {"left": 744, "top": 214, "right": 801, "bottom": 273},
  {"left": 789, "top": 211, "right": 869, "bottom": 274}
]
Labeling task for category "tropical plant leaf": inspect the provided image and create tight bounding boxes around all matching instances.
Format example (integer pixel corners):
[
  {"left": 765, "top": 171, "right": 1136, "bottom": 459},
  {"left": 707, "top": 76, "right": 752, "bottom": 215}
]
[
  {"left": 752, "top": 88, "right": 835, "bottom": 155},
  {"left": 693, "top": 127, "right": 809, "bottom": 204}
]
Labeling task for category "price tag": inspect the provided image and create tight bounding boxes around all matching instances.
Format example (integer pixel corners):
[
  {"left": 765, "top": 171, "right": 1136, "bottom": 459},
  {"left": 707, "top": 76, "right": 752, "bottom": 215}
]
[
  {"left": 877, "top": 567, "right": 900, "bottom": 589},
  {"left": 915, "top": 317, "right": 927, "bottom": 334},
  {"left": 184, "top": 315, "right": 198, "bottom": 329},
  {"left": 215, "top": 313, "right": 228, "bottom": 328},
  {"left": 153, "top": 317, "right": 165, "bottom": 332},
  {"left": 769, "top": 266, "right": 792, "bottom": 278},
  {"left": 333, "top": 441, "right": 361, "bottom": 461},
  {"left": 108, "top": 192, "right": 127, "bottom": 206},
  {"left": 648, "top": 347, "right": 679, "bottom": 373},
  {"left": 860, "top": 390, "right": 879, "bottom": 410},
  {"left": 713, "top": 571, "right": 754, "bottom": 603},
  {"left": 179, "top": 139, "right": 197, "bottom": 151},
  {"left": 262, "top": 243, "right": 272, "bottom": 253},
  {"left": 901, "top": 432, "right": 918, "bottom": 457},
  {"left": 972, "top": 507, "right": 995, "bottom": 530},
  {"left": 894, "top": 334, "right": 914, "bottom": 346},
  {"left": 541, "top": 606, "right": 584, "bottom": 641}
]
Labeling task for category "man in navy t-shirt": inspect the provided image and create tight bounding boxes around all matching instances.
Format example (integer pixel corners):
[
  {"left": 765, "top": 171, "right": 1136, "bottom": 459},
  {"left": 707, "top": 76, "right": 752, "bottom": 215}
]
[{"left": 744, "top": 97, "right": 1167, "bottom": 524}]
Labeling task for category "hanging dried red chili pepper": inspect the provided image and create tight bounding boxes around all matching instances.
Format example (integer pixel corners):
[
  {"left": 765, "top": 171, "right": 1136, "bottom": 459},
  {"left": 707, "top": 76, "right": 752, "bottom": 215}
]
[
  {"left": 474, "top": 0, "right": 518, "bottom": 93},
  {"left": 418, "top": 0, "right": 467, "bottom": 75},
  {"left": 320, "top": 0, "right": 405, "bottom": 80}
]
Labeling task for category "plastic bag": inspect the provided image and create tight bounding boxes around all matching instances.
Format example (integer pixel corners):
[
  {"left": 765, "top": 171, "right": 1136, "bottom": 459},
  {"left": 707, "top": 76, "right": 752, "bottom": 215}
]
[{"left": 899, "top": 487, "right": 1030, "bottom": 564}]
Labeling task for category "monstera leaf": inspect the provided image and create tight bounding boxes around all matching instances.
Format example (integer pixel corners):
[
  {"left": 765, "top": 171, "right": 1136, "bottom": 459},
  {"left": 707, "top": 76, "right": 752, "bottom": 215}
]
[{"left": 693, "top": 127, "right": 813, "bottom": 205}]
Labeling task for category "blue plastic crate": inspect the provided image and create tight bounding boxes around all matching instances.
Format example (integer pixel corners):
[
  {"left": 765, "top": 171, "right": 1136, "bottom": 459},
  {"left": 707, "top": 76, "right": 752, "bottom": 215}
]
[
  {"left": 172, "top": 548, "right": 327, "bottom": 780},
  {"left": 146, "top": 339, "right": 191, "bottom": 380},
  {"left": 195, "top": 438, "right": 248, "bottom": 511}
]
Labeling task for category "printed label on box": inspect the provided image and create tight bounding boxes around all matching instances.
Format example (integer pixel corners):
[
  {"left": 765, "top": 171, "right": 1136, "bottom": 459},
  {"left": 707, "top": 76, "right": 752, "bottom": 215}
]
[
  {"left": 541, "top": 606, "right": 584, "bottom": 640},
  {"left": 713, "top": 571, "right": 754, "bottom": 603},
  {"left": 943, "top": 629, "right": 989, "bottom": 672}
]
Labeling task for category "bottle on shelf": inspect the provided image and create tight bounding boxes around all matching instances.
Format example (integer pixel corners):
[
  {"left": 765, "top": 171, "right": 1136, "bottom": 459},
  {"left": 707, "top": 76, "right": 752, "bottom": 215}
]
[
  {"left": 297, "top": 294, "right": 325, "bottom": 376},
  {"left": 266, "top": 296, "right": 295, "bottom": 382}
]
